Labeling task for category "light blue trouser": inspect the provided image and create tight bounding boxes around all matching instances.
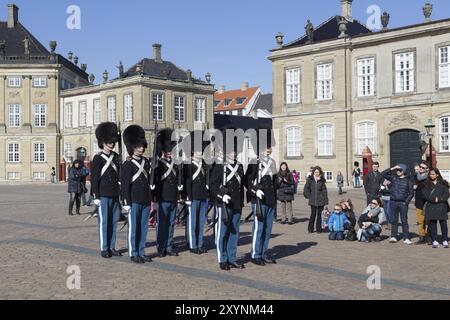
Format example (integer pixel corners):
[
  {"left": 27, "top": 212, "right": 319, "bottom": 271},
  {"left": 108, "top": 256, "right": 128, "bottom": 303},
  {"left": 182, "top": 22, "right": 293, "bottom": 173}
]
[
  {"left": 215, "top": 206, "right": 242, "bottom": 264},
  {"left": 251, "top": 204, "right": 275, "bottom": 259},
  {"left": 187, "top": 200, "right": 207, "bottom": 250},
  {"left": 157, "top": 202, "right": 177, "bottom": 253},
  {"left": 128, "top": 203, "right": 151, "bottom": 257},
  {"left": 98, "top": 197, "right": 121, "bottom": 252}
]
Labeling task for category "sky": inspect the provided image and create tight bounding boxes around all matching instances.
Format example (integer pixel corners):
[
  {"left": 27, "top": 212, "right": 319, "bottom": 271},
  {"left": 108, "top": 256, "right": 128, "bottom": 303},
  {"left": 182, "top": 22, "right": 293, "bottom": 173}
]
[{"left": 2, "top": 0, "right": 450, "bottom": 92}]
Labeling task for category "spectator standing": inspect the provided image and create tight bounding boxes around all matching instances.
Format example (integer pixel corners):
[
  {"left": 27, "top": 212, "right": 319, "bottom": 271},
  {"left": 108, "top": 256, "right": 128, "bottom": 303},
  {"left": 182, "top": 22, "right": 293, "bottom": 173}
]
[
  {"left": 382, "top": 164, "right": 414, "bottom": 245},
  {"left": 337, "top": 171, "right": 344, "bottom": 195},
  {"left": 352, "top": 162, "right": 361, "bottom": 188},
  {"left": 413, "top": 161, "right": 430, "bottom": 245},
  {"left": 276, "top": 162, "right": 295, "bottom": 225},
  {"left": 68, "top": 160, "right": 87, "bottom": 216},
  {"left": 303, "top": 166, "right": 329, "bottom": 233},
  {"left": 380, "top": 179, "right": 392, "bottom": 228},
  {"left": 50, "top": 167, "right": 56, "bottom": 184},
  {"left": 292, "top": 170, "right": 300, "bottom": 195},
  {"left": 364, "top": 162, "right": 384, "bottom": 205}
]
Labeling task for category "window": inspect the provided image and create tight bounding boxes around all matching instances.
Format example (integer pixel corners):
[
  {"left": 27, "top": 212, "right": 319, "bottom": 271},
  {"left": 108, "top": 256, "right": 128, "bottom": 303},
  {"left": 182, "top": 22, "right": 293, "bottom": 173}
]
[
  {"left": 33, "top": 76, "right": 47, "bottom": 88},
  {"left": 195, "top": 98, "right": 206, "bottom": 122},
  {"left": 174, "top": 96, "right": 185, "bottom": 122},
  {"left": 33, "top": 104, "right": 47, "bottom": 127},
  {"left": 236, "top": 97, "right": 246, "bottom": 105},
  {"left": 440, "top": 117, "right": 450, "bottom": 152},
  {"left": 439, "top": 46, "right": 450, "bottom": 89},
  {"left": 286, "top": 68, "right": 300, "bottom": 104},
  {"left": 395, "top": 52, "right": 415, "bottom": 93},
  {"left": 7, "top": 172, "right": 20, "bottom": 180},
  {"left": 357, "top": 58, "right": 375, "bottom": 97},
  {"left": 79, "top": 101, "right": 87, "bottom": 127},
  {"left": 33, "top": 172, "right": 45, "bottom": 180},
  {"left": 325, "top": 171, "right": 334, "bottom": 182},
  {"left": 152, "top": 93, "right": 164, "bottom": 121},
  {"left": 64, "top": 143, "right": 72, "bottom": 159},
  {"left": 237, "top": 110, "right": 243, "bottom": 116},
  {"left": 65, "top": 103, "right": 73, "bottom": 128},
  {"left": 441, "top": 170, "right": 450, "bottom": 183},
  {"left": 317, "top": 124, "right": 334, "bottom": 156},
  {"left": 94, "top": 99, "right": 101, "bottom": 125},
  {"left": 124, "top": 94, "right": 133, "bottom": 121},
  {"left": 357, "top": 122, "right": 377, "bottom": 154},
  {"left": 317, "top": 63, "right": 333, "bottom": 101},
  {"left": 107, "top": 96, "right": 116, "bottom": 122},
  {"left": 224, "top": 99, "right": 232, "bottom": 106},
  {"left": 8, "top": 104, "right": 21, "bottom": 127},
  {"left": 7, "top": 143, "right": 20, "bottom": 163},
  {"left": 7, "top": 76, "right": 21, "bottom": 87},
  {"left": 286, "top": 127, "right": 302, "bottom": 157},
  {"left": 33, "top": 143, "right": 46, "bottom": 162}
]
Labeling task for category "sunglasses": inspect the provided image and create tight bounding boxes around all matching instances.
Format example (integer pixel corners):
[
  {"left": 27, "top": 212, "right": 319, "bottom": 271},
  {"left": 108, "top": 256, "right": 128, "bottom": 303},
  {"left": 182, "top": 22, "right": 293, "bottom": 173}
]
[
  {"left": 420, "top": 166, "right": 428, "bottom": 170},
  {"left": 371, "top": 202, "right": 378, "bottom": 205}
]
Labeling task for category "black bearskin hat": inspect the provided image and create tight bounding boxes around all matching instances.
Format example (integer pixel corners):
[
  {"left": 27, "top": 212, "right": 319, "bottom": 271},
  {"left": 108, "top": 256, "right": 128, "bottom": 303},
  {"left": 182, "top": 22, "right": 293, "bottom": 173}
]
[
  {"left": 156, "top": 128, "right": 176, "bottom": 156},
  {"left": 123, "top": 125, "right": 148, "bottom": 156},
  {"left": 95, "top": 122, "right": 119, "bottom": 149}
]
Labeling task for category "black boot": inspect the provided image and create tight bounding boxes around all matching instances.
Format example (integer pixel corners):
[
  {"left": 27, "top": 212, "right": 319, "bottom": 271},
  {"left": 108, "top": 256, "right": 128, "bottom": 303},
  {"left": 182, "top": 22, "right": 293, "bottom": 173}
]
[
  {"left": 142, "top": 255, "right": 153, "bottom": 263},
  {"left": 251, "top": 258, "right": 266, "bottom": 266},
  {"left": 101, "top": 251, "right": 112, "bottom": 259},
  {"left": 130, "top": 256, "right": 142, "bottom": 264},
  {"left": 219, "top": 262, "right": 230, "bottom": 271},
  {"left": 228, "top": 262, "right": 245, "bottom": 269},
  {"left": 262, "top": 257, "right": 277, "bottom": 264},
  {"left": 109, "top": 249, "right": 123, "bottom": 257},
  {"left": 166, "top": 251, "right": 179, "bottom": 257}
]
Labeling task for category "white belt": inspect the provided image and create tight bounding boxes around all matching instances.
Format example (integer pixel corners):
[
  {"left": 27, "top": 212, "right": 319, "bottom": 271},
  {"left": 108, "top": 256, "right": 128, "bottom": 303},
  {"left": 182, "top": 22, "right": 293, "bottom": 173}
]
[
  {"left": 100, "top": 154, "right": 117, "bottom": 177},
  {"left": 131, "top": 159, "right": 148, "bottom": 183},
  {"left": 226, "top": 164, "right": 241, "bottom": 184}
]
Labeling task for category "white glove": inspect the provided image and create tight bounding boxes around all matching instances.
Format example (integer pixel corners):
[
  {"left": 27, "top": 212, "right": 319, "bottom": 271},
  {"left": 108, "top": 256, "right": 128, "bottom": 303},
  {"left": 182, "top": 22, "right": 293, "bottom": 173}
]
[
  {"left": 223, "top": 195, "right": 231, "bottom": 204},
  {"left": 380, "top": 186, "right": 386, "bottom": 190},
  {"left": 150, "top": 185, "right": 156, "bottom": 191},
  {"left": 178, "top": 185, "right": 184, "bottom": 191},
  {"left": 206, "top": 185, "right": 209, "bottom": 190},
  {"left": 123, "top": 205, "right": 131, "bottom": 213},
  {"left": 185, "top": 201, "right": 192, "bottom": 206},
  {"left": 94, "top": 199, "right": 101, "bottom": 207},
  {"left": 256, "top": 190, "right": 265, "bottom": 200}
]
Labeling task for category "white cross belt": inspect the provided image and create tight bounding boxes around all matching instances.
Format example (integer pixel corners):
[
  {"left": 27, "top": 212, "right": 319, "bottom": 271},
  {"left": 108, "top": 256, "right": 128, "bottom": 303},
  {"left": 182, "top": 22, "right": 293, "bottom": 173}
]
[
  {"left": 100, "top": 154, "right": 117, "bottom": 177},
  {"left": 131, "top": 159, "right": 148, "bottom": 183},
  {"left": 226, "top": 164, "right": 241, "bottom": 184}
]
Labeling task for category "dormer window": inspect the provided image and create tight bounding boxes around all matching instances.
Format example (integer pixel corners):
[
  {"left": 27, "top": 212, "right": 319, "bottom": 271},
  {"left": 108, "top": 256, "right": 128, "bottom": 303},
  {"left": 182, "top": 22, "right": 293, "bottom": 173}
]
[
  {"left": 224, "top": 99, "right": 232, "bottom": 106},
  {"left": 236, "top": 97, "right": 246, "bottom": 105}
]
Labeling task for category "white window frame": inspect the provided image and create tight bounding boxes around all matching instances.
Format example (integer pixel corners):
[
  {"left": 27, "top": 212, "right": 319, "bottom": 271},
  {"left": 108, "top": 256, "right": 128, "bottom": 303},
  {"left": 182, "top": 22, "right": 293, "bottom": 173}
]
[
  {"left": 440, "top": 116, "right": 450, "bottom": 153},
  {"left": 7, "top": 76, "right": 21, "bottom": 88},
  {"left": 286, "top": 126, "right": 302, "bottom": 157},
  {"left": 65, "top": 103, "right": 73, "bottom": 128},
  {"left": 174, "top": 95, "right": 185, "bottom": 122},
  {"left": 7, "top": 143, "right": 20, "bottom": 163},
  {"left": 64, "top": 143, "right": 72, "bottom": 159},
  {"left": 356, "top": 121, "right": 377, "bottom": 154},
  {"left": 124, "top": 93, "right": 133, "bottom": 122},
  {"left": 317, "top": 63, "right": 333, "bottom": 101},
  {"left": 357, "top": 58, "right": 375, "bottom": 97},
  {"left": 441, "top": 170, "right": 450, "bottom": 183},
  {"left": 107, "top": 96, "right": 116, "bottom": 123},
  {"left": 325, "top": 171, "right": 334, "bottom": 182},
  {"left": 7, "top": 172, "right": 20, "bottom": 180},
  {"left": 152, "top": 93, "right": 164, "bottom": 121},
  {"left": 8, "top": 104, "right": 21, "bottom": 128},
  {"left": 317, "top": 124, "right": 334, "bottom": 156},
  {"left": 286, "top": 68, "right": 300, "bottom": 104},
  {"left": 33, "top": 104, "right": 47, "bottom": 128},
  {"left": 33, "top": 172, "right": 46, "bottom": 180},
  {"left": 439, "top": 46, "right": 450, "bottom": 89},
  {"left": 33, "top": 143, "right": 46, "bottom": 163},
  {"left": 33, "top": 76, "right": 47, "bottom": 88},
  {"left": 195, "top": 97, "right": 206, "bottom": 122},
  {"left": 94, "top": 99, "right": 101, "bottom": 125},
  {"left": 79, "top": 101, "right": 87, "bottom": 127},
  {"left": 395, "top": 52, "right": 415, "bottom": 93}
]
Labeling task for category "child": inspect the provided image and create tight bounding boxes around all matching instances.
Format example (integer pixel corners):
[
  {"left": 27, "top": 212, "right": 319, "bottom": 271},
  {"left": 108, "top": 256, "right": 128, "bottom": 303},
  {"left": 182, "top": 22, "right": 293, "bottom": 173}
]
[
  {"left": 321, "top": 207, "right": 330, "bottom": 232},
  {"left": 328, "top": 204, "right": 351, "bottom": 241}
]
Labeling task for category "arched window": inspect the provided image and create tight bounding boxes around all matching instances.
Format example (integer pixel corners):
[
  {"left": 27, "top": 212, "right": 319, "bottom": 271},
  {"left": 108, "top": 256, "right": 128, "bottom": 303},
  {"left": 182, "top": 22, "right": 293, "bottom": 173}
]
[
  {"left": 317, "top": 124, "right": 334, "bottom": 156},
  {"left": 286, "top": 126, "right": 301, "bottom": 157},
  {"left": 356, "top": 121, "right": 377, "bottom": 154}
]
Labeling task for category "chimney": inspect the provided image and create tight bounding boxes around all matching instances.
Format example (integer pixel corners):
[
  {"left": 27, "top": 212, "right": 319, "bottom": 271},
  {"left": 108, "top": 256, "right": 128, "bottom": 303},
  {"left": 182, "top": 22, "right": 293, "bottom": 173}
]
[
  {"left": 340, "top": 0, "right": 353, "bottom": 22},
  {"left": 153, "top": 43, "right": 162, "bottom": 63},
  {"left": 7, "top": 4, "right": 19, "bottom": 28},
  {"left": 240, "top": 82, "right": 249, "bottom": 91},
  {"left": 218, "top": 85, "right": 226, "bottom": 94}
]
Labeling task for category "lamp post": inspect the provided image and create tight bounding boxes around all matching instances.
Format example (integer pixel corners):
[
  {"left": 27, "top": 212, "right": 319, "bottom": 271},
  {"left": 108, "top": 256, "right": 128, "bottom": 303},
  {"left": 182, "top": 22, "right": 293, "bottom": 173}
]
[{"left": 425, "top": 118, "right": 436, "bottom": 168}]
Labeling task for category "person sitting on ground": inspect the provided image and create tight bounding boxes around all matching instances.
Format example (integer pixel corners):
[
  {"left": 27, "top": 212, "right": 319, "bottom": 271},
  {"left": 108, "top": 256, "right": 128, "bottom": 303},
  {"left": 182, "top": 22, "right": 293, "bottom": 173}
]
[
  {"left": 341, "top": 199, "right": 357, "bottom": 241},
  {"left": 328, "top": 204, "right": 351, "bottom": 241},
  {"left": 358, "top": 198, "right": 385, "bottom": 242}
]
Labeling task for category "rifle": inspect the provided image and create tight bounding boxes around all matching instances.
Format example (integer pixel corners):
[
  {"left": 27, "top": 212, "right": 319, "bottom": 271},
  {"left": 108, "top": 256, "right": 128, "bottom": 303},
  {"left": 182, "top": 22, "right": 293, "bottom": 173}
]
[
  {"left": 255, "top": 136, "right": 264, "bottom": 222},
  {"left": 149, "top": 121, "right": 159, "bottom": 189}
]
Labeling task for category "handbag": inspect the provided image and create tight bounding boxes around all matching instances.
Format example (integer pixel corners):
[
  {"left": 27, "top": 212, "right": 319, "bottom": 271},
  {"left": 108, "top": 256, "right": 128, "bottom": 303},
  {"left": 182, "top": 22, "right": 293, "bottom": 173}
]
[{"left": 284, "top": 186, "right": 294, "bottom": 195}]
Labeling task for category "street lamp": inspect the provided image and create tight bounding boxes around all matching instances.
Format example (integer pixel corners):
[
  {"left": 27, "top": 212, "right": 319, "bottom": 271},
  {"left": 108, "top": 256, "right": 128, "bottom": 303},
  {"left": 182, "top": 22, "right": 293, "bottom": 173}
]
[{"left": 425, "top": 118, "right": 436, "bottom": 168}]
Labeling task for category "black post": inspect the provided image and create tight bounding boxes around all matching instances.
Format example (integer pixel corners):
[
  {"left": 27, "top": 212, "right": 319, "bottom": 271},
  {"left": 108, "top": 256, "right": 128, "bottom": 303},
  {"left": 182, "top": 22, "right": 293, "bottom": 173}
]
[{"left": 429, "top": 137, "right": 433, "bottom": 169}]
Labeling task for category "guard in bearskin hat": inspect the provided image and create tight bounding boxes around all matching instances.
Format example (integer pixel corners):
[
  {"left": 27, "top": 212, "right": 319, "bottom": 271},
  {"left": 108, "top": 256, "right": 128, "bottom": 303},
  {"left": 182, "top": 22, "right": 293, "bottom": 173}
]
[
  {"left": 91, "top": 122, "right": 122, "bottom": 259},
  {"left": 121, "top": 125, "right": 152, "bottom": 264},
  {"left": 210, "top": 127, "right": 246, "bottom": 271},
  {"left": 153, "top": 128, "right": 184, "bottom": 257},
  {"left": 245, "top": 127, "right": 278, "bottom": 266}
]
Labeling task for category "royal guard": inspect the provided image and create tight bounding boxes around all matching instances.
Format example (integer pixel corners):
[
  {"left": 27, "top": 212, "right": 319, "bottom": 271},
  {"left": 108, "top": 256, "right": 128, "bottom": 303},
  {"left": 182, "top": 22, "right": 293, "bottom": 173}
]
[
  {"left": 121, "top": 125, "right": 152, "bottom": 264},
  {"left": 154, "top": 128, "right": 184, "bottom": 257},
  {"left": 91, "top": 122, "right": 122, "bottom": 259},
  {"left": 210, "top": 128, "right": 246, "bottom": 271},
  {"left": 245, "top": 127, "right": 278, "bottom": 266},
  {"left": 184, "top": 130, "right": 210, "bottom": 255}
]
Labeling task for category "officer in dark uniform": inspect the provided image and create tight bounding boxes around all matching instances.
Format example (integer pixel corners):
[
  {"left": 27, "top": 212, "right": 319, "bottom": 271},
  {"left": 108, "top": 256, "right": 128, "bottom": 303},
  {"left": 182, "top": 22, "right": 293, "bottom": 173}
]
[
  {"left": 184, "top": 130, "right": 210, "bottom": 255},
  {"left": 91, "top": 122, "right": 122, "bottom": 259},
  {"left": 210, "top": 128, "right": 245, "bottom": 271},
  {"left": 245, "top": 128, "right": 277, "bottom": 266},
  {"left": 121, "top": 125, "right": 152, "bottom": 264},
  {"left": 154, "top": 128, "right": 183, "bottom": 257}
]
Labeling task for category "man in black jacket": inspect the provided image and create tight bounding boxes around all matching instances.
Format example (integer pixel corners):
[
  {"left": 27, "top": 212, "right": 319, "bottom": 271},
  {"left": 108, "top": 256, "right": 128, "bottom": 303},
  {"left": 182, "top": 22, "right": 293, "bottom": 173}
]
[
  {"left": 364, "top": 162, "right": 384, "bottom": 205},
  {"left": 382, "top": 164, "right": 414, "bottom": 245}
]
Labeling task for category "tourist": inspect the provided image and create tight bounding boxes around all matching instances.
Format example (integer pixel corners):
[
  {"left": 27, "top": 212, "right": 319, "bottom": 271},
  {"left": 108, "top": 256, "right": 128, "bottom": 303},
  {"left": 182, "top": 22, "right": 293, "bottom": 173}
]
[
  {"left": 303, "top": 166, "right": 329, "bottom": 233},
  {"left": 337, "top": 171, "right": 344, "bottom": 195},
  {"left": 328, "top": 204, "right": 351, "bottom": 241},
  {"left": 357, "top": 198, "right": 384, "bottom": 242},
  {"left": 277, "top": 162, "right": 295, "bottom": 225}
]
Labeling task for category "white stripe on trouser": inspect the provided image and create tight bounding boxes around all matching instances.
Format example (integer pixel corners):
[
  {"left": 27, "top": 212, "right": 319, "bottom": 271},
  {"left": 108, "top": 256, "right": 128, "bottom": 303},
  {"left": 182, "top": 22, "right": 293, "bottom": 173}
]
[
  {"left": 188, "top": 206, "right": 193, "bottom": 249},
  {"left": 99, "top": 203, "right": 103, "bottom": 251},
  {"left": 215, "top": 207, "right": 221, "bottom": 262},
  {"left": 128, "top": 210, "right": 132, "bottom": 257},
  {"left": 251, "top": 205, "right": 259, "bottom": 259}
]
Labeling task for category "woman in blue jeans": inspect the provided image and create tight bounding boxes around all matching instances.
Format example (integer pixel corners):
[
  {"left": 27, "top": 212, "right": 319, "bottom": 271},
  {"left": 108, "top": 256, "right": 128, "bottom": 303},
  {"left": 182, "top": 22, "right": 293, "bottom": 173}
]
[{"left": 358, "top": 198, "right": 384, "bottom": 242}]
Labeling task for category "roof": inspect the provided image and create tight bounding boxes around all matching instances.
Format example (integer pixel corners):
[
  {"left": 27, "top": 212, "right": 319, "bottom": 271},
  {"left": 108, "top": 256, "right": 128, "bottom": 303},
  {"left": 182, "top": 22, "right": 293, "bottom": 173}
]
[
  {"left": 214, "top": 87, "right": 260, "bottom": 112},
  {"left": 0, "top": 22, "right": 88, "bottom": 80},
  {"left": 253, "top": 93, "right": 272, "bottom": 114},
  {"left": 121, "top": 58, "right": 208, "bottom": 84},
  {"left": 214, "top": 114, "right": 272, "bottom": 131},
  {"left": 281, "top": 16, "right": 371, "bottom": 49}
]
